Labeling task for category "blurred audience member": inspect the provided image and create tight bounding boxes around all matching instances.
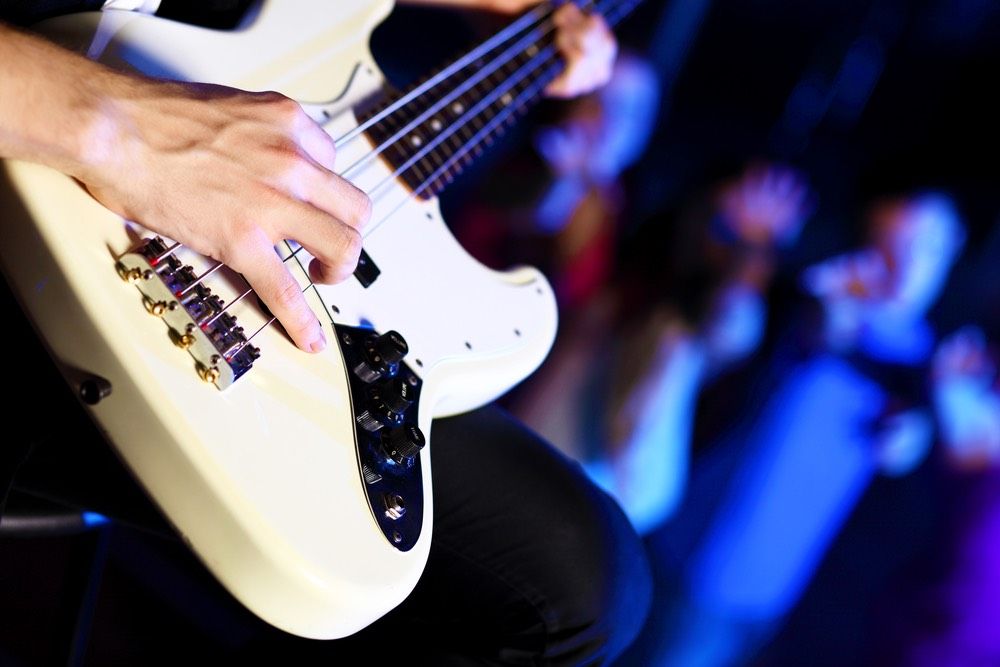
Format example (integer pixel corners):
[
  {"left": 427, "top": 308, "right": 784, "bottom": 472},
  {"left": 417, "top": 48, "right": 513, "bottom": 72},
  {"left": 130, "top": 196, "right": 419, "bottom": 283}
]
[
  {"left": 865, "top": 328, "right": 1000, "bottom": 667},
  {"left": 932, "top": 326, "right": 1000, "bottom": 469},
  {"left": 620, "top": 191, "right": 967, "bottom": 667},
  {"left": 515, "top": 163, "right": 812, "bottom": 534},
  {"left": 455, "top": 50, "right": 659, "bottom": 310}
]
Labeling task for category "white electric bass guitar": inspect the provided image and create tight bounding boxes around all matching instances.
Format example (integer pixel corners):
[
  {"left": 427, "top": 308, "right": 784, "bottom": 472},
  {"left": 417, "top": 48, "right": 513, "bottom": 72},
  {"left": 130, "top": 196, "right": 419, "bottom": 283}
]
[{"left": 0, "top": 0, "right": 636, "bottom": 639}]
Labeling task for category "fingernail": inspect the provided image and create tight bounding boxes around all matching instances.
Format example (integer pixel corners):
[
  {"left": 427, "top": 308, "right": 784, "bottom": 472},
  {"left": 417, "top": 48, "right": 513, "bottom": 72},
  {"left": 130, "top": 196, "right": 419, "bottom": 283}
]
[{"left": 309, "top": 327, "right": 327, "bottom": 353}]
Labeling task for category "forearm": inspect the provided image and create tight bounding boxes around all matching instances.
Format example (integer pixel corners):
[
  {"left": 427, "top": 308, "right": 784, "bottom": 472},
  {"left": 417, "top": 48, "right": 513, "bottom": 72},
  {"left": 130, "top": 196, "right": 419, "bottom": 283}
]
[
  {"left": 0, "top": 23, "right": 132, "bottom": 178},
  {"left": 0, "top": 22, "right": 370, "bottom": 353}
]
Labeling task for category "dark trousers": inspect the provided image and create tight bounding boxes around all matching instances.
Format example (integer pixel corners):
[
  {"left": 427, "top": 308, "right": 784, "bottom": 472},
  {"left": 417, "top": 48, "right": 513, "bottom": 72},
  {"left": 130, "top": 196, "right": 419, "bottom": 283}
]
[{"left": 2, "top": 284, "right": 651, "bottom": 665}]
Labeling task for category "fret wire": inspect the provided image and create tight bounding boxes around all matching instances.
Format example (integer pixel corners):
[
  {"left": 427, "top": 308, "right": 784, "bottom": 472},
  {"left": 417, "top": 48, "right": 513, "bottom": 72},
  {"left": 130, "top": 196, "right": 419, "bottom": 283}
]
[
  {"left": 363, "top": 0, "right": 640, "bottom": 233},
  {"left": 333, "top": 3, "right": 556, "bottom": 150},
  {"left": 363, "top": 41, "right": 565, "bottom": 203},
  {"left": 339, "top": 10, "right": 561, "bottom": 181},
  {"left": 248, "top": 0, "right": 640, "bottom": 345},
  {"left": 355, "top": 0, "right": 636, "bottom": 199},
  {"left": 363, "top": 55, "right": 564, "bottom": 240},
  {"left": 416, "top": 62, "right": 562, "bottom": 197},
  {"left": 374, "top": 0, "right": 638, "bottom": 201}
]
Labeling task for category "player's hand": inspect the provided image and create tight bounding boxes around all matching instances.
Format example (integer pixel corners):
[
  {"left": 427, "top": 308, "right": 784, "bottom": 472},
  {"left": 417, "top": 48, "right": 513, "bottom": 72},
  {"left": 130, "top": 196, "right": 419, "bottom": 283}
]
[
  {"left": 79, "top": 78, "right": 371, "bottom": 353},
  {"left": 545, "top": 4, "right": 617, "bottom": 98}
]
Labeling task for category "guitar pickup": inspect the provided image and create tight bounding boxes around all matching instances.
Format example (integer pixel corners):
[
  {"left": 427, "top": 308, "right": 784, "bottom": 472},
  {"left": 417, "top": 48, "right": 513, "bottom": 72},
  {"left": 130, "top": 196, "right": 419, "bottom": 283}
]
[{"left": 116, "top": 237, "right": 260, "bottom": 389}]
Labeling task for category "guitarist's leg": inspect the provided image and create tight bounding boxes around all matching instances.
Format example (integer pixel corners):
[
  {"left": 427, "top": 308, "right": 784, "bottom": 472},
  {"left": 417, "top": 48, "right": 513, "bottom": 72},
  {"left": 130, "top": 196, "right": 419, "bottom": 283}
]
[
  {"left": 259, "top": 406, "right": 655, "bottom": 665},
  {"left": 6, "top": 270, "right": 651, "bottom": 661},
  {"left": 407, "top": 405, "right": 653, "bottom": 665}
]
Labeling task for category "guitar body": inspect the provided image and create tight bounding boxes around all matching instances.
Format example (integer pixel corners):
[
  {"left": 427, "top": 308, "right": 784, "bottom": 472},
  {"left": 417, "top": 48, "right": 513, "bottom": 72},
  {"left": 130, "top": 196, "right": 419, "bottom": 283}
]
[{"left": 0, "top": 0, "right": 557, "bottom": 639}]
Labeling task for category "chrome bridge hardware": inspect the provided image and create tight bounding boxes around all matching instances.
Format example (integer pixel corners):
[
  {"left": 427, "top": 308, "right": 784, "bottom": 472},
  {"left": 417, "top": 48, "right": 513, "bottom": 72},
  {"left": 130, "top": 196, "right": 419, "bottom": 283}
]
[{"left": 116, "top": 237, "right": 260, "bottom": 389}]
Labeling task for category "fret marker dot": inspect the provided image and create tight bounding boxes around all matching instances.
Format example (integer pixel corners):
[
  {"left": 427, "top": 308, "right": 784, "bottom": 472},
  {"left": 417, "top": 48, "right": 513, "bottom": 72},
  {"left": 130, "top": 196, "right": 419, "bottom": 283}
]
[
  {"left": 430, "top": 118, "right": 443, "bottom": 131},
  {"left": 501, "top": 93, "right": 513, "bottom": 106},
  {"left": 410, "top": 135, "right": 423, "bottom": 147},
  {"left": 526, "top": 44, "right": 539, "bottom": 56},
  {"left": 452, "top": 102, "right": 464, "bottom": 114}
]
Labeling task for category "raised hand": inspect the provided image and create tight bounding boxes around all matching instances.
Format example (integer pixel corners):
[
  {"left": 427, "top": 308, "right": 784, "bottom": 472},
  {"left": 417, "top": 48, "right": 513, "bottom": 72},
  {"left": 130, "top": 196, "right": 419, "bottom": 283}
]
[{"left": 716, "top": 163, "right": 812, "bottom": 248}]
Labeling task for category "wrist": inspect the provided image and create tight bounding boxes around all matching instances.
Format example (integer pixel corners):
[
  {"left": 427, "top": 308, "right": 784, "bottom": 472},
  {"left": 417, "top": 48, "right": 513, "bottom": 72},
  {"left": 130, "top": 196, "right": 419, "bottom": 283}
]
[
  {"left": 0, "top": 24, "right": 144, "bottom": 182},
  {"left": 72, "top": 70, "right": 147, "bottom": 183}
]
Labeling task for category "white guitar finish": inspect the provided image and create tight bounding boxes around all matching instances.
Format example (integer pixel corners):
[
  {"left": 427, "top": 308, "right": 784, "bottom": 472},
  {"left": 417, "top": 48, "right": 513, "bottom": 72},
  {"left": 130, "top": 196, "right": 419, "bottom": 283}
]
[{"left": 0, "top": 0, "right": 557, "bottom": 639}]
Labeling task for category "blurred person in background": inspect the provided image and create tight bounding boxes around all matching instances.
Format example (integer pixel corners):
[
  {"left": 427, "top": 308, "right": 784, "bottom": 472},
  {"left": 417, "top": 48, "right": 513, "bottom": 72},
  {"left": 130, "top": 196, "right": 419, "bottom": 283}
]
[
  {"left": 619, "top": 191, "right": 968, "bottom": 667},
  {"left": 514, "top": 162, "right": 812, "bottom": 534},
  {"left": 864, "top": 326, "right": 1000, "bottom": 667},
  {"left": 455, "top": 50, "right": 659, "bottom": 311}
]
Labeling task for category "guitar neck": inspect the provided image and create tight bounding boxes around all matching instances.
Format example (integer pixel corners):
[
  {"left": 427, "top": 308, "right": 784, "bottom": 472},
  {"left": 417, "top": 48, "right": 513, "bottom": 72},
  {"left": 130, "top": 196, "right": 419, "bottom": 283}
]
[{"left": 360, "top": 0, "right": 642, "bottom": 200}]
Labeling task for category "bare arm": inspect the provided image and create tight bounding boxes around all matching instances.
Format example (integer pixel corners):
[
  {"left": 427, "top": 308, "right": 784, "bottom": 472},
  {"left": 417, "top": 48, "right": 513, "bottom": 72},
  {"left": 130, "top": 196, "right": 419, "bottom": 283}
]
[{"left": 0, "top": 23, "right": 370, "bottom": 353}]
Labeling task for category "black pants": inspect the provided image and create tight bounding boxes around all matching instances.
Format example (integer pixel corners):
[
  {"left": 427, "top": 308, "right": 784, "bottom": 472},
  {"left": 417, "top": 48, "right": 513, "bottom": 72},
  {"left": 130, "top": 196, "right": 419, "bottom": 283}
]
[{"left": 2, "top": 286, "right": 651, "bottom": 665}]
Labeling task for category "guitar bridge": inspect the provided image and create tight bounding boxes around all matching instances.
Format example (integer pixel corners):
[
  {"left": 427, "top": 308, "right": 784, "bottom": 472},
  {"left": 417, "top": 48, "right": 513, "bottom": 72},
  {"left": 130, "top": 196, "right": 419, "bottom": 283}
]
[{"left": 116, "top": 237, "right": 260, "bottom": 389}]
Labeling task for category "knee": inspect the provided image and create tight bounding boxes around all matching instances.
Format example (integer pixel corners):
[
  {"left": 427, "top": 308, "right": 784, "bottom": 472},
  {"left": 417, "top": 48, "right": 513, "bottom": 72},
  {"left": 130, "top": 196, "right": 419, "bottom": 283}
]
[
  {"left": 537, "top": 464, "right": 653, "bottom": 665},
  {"left": 427, "top": 407, "right": 653, "bottom": 663}
]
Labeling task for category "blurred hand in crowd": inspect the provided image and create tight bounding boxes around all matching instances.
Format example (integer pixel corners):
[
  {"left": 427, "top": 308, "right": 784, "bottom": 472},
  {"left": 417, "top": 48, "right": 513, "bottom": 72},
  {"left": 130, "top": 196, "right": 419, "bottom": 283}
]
[
  {"left": 873, "top": 408, "right": 935, "bottom": 477},
  {"left": 932, "top": 327, "right": 1000, "bottom": 470},
  {"left": 801, "top": 249, "right": 890, "bottom": 344},
  {"left": 715, "top": 163, "right": 812, "bottom": 248},
  {"left": 802, "top": 193, "right": 965, "bottom": 353}
]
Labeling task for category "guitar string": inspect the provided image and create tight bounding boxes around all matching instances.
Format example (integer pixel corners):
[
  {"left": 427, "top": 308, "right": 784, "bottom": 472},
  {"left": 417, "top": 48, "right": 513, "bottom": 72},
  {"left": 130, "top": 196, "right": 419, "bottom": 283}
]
[
  {"left": 193, "top": 0, "right": 638, "bottom": 355},
  {"left": 241, "top": 0, "right": 641, "bottom": 353},
  {"left": 168, "top": 3, "right": 568, "bottom": 284},
  {"left": 336, "top": 0, "right": 620, "bottom": 181},
  {"left": 331, "top": 2, "right": 555, "bottom": 150},
  {"left": 368, "top": 58, "right": 564, "bottom": 233},
  {"left": 253, "top": 47, "right": 581, "bottom": 355},
  {"left": 360, "top": 0, "right": 639, "bottom": 235},
  {"left": 360, "top": 40, "right": 566, "bottom": 209},
  {"left": 336, "top": 5, "right": 562, "bottom": 181}
]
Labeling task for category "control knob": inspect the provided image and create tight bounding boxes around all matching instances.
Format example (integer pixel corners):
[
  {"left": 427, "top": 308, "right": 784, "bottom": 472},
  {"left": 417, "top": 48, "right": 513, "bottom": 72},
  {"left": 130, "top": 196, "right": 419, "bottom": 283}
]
[
  {"left": 353, "top": 330, "right": 408, "bottom": 383},
  {"left": 381, "top": 424, "right": 426, "bottom": 465},
  {"left": 356, "top": 376, "right": 414, "bottom": 432}
]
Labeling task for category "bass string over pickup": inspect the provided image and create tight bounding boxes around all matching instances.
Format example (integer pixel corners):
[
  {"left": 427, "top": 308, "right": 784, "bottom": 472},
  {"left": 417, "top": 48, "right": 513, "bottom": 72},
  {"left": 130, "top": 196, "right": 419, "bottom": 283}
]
[{"left": 116, "top": 236, "right": 261, "bottom": 389}]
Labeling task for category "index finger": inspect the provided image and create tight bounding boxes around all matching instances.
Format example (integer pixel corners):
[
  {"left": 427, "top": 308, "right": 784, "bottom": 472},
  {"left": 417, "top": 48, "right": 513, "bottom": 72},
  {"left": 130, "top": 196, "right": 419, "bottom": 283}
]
[{"left": 225, "top": 229, "right": 326, "bottom": 353}]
